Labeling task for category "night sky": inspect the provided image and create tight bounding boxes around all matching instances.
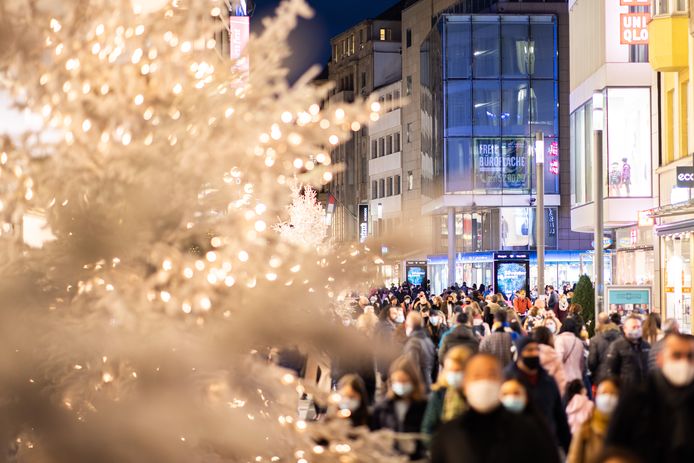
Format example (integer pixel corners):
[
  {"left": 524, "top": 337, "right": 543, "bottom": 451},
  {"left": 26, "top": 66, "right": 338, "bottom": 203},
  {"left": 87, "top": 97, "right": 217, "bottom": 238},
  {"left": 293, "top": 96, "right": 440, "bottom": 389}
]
[{"left": 251, "top": 0, "right": 400, "bottom": 81}]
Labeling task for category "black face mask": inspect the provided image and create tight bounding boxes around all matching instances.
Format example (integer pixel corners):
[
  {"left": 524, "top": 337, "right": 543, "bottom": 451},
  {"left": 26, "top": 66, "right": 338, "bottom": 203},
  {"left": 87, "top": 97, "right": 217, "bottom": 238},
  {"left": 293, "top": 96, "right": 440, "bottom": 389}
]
[{"left": 522, "top": 356, "right": 541, "bottom": 370}]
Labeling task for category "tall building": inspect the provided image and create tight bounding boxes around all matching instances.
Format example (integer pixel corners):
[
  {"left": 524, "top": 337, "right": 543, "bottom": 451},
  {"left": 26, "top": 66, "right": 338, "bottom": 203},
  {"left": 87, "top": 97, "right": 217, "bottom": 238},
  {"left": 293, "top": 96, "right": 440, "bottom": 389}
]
[
  {"left": 568, "top": 0, "right": 655, "bottom": 314},
  {"left": 416, "top": 1, "right": 589, "bottom": 295},
  {"left": 324, "top": 5, "right": 403, "bottom": 243},
  {"left": 646, "top": 0, "right": 693, "bottom": 333}
]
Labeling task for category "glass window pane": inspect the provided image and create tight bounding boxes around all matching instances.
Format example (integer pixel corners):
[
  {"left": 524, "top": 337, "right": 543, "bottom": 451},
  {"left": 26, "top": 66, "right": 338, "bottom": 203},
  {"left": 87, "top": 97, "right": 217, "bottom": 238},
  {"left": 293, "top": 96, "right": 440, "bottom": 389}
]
[
  {"left": 501, "top": 138, "right": 531, "bottom": 193},
  {"left": 530, "top": 80, "right": 557, "bottom": 137},
  {"left": 501, "top": 20, "right": 530, "bottom": 78},
  {"left": 530, "top": 19, "right": 556, "bottom": 79},
  {"left": 446, "top": 80, "right": 473, "bottom": 136},
  {"left": 473, "top": 19, "right": 500, "bottom": 78},
  {"left": 446, "top": 21, "right": 472, "bottom": 78},
  {"left": 474, "top": 138, "right": 502, "bottom": 192},
  {"left": 501, "top": 80, "right": 531, "bottom": 136},
  {"left": 446, "top": 138, "right": 473, "bottom": 192},
  {"left": 473, "top": 81, "right": 501, "bottom": 136},
  {"left": 500, "top": 208, "right": 530, "bottom": 248}
]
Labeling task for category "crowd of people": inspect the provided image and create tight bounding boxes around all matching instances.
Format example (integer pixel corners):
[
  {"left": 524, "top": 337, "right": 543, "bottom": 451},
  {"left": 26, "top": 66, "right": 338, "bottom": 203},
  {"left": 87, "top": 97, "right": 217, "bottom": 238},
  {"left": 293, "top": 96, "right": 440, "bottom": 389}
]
[{"left": 291, "top": 282, "right": 694, "bottom": 462}]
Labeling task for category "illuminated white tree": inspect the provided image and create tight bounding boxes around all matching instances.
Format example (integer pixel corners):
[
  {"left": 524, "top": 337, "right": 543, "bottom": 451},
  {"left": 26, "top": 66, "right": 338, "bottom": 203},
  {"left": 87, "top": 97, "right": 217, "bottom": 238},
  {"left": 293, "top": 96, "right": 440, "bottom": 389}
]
[
  {"left": 0, "top": 0, "right": 393, "bottom": 461},
  {"left": 274, "top": 181, "right": 328, "bottom": 249}
]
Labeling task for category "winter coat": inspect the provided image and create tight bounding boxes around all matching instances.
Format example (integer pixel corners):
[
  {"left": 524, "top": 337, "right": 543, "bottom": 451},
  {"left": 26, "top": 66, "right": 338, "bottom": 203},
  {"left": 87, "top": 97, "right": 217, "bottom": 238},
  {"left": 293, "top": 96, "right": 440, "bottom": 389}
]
[
  {"left": 403, "top": 328, "right": 436, "bottom": 391},
  {"left": 606, "top": 373, "right": 694, "bottom": 463},
  {"left": 479, "top": 331, "right": 513, "bottom": 368},
  {"left": 439, "top": 324, "right": 480, "bottom": 360},
  {"left": 505, "top": 362, "right": 572, "bottom": 452},
  {"left": 430, "top": 406, "right": 561, "bottom": 463},
  {"left": 554, "top": 332, "right": 586, "bottom": 384},
  {"left": 603, "top": 336, "right": 651, "bottom": 392},
  {"left": 566, "top": 394, "right": 594, "bottom": 435},
  {"left": 513, "top": 296, "right": 531, "bottom": 315},
  {"left": 587, "top": 327, "right": 621, "bottom": 383},
  {"left": 567, "top": 410, "right": 611, "bottom": 463},
  {"left": 421, "top": 387, "right": 467, "bottom": 436},
  {"left": 371, "top": 398, "right": 428, "bottom": 459},
  {"left": 539, "top": 343, "right": 567, "bottom": 395}
]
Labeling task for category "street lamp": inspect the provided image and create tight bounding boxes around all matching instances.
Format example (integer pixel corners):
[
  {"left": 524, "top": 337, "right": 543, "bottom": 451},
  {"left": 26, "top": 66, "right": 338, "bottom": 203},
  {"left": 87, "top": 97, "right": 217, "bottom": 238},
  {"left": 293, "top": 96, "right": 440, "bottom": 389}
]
[
  {"left": 535, "top": 132, "right": 545, "bottom": 296},
  {"left": 593, "top": 91, "right": 605, "bottom": 320}
]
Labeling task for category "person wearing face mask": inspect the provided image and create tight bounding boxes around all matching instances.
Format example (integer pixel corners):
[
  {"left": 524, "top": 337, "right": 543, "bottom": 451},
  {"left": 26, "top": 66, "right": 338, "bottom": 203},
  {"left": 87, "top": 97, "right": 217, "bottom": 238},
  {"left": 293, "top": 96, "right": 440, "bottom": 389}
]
[
  {"left": 425, "top": 309, "right": 449, "bottom": 347},
  {"left": 336, "top": 374, "right": 371, "bottom": 427},
  {"left": 430, "top": 353, "right": 560, "bottom": 463},
  {"left": 439, "top": 313, "right": 480, "bottom": 361},
  {"left": 371, "top": 357, "right": 428, "bottom": 459},
  {"left": 421, "top": 346, "right": 471, "bottom": 436},
  {"left": 403, "top": 311, "right": 436, "bottom": 391},
  {"left": 533, "top": 326, "right": 567, "bottom": 395},
  {"left": 554, "top": 318, "right": 586, "bottom": 385},
  {"left": 606, "top": 333, "right": 694, "bottom": 463},
  {"left": 542, "top": 312, "right": 563, "bottom": 336},
  {"left": 567, "top": 378, "right": 620, "bottom": 463},
  {"left": 603, "top": 316, "right": 651, "bottom": 392},
  {"left": 588, "top": 313, "right": 621, "bottom": 386},
  {"left": 500, "top": 379, "right": 531, "bottom": 415},
  {"left": 479, "top": 309, "right": 514, "bottom": 368},
  {"left": 375, "top": 306, "right": 407, "bottom": 385},
  {"left": 505, "top": 337, "right": 571, "bottom": 454}
]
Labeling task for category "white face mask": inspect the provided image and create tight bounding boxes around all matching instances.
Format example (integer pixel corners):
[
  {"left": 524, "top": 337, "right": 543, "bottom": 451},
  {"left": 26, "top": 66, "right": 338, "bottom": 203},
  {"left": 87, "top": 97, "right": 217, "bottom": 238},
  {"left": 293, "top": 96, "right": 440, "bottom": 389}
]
[
  {"left": 662, "top": 359, "right": 694, "bottom": 387},
  {"left": 464, "top": 380, "right": 501, "bottom": 413},
  {"left": 546, "top": 323, "right": 556, "bottom": 334},
  {"left": 392, "top": 382, "right": 413, "bottom": 397},
  {"left": 338, "top": 397, "right": 361, "bottom": 412},
  {"left": 626, "top": 327, "right": 643, "bottom": 340},
  {"left": 430, "top": 316, "right": 440, "bottom": 326},
  {"left": 446, "top": 371, "right": 463, "bottom": 389},
  {"left": 394, "top": 314, "right": 405, "bottom": 324},
  {"left": 501, "top": 395, "right": 526, "bottom": 414},
  {"left": 595, "top": 393, "right": 619, "bottom": 415}
]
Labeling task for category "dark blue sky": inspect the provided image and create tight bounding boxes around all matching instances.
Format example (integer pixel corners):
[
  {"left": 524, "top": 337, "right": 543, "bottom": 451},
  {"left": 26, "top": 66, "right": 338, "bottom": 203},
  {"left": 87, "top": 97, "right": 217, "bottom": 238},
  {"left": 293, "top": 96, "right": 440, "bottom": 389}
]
[{"left": 251, "top": 0, "right": 399, "bottom": 81}]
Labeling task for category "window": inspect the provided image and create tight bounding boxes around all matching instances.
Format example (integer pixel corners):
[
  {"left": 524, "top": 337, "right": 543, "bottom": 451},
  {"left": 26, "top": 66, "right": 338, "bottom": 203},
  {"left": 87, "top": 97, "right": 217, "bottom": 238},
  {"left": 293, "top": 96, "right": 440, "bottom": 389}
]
[
  {"left": 406, "top": 28, "right": 412, "bottom": 47},
  {"left": 395, "top": 175, "right": 401, "bottom": 195},
  {"left": 372, "top": 180, "right": 378, "bottom": 199},
  {"left": 361, "top": 72, "right": 366, "bottom": 90},
  {"left": 447, "top": 22, "right": 472, "bottom": 79},
  {"left": 386, "top": 93, "right": 393, "bottom": 111},
  {"left": 379, "top": 179, "right": 385, "bottom": 198},
  {"left": 386, "top": 135, "right": 393, "bottom": 154},
  {"left": 387, "top": 177, "right": 394, "bottom": 196},
  {"left": 408, "top": 171, "right": 414, "bottom": 190},
  {"left": 379, "top": 137, "right": 385, "bottom": 157},
  {"left": 333, "top": 44, "right": 338, "bottom": 62},
  {"left": 372, "top": 140, "right": 378, "bottom": 159},
  {"left": 394, "top": 90, "right": 400, "bottom": 107},
  {"left": 446, "top": 80, "right": 473, "bottom": 136},
  {"left": 406, "top": 75, "right": 412, "bottom": 96},
  {"left": 472, "top": 81, "right": 502, "bottom": 136},
  {"left": 394, "top": 132, "right": 401, "bottom": 152},
  {"left": 379, "top": 28, "right": 391, "bottom": 41},
  {"left": 359, "top": 29, "right": 364, "bottom": 44},
  {"left": 407, "top": 122, "right": 413, "bottom": 143},
  {"left": 472, "top": 19, "right": 500, "bottom": 78},
  {"left": 677, "top": 0, "right": 686, "bottom": 12}
]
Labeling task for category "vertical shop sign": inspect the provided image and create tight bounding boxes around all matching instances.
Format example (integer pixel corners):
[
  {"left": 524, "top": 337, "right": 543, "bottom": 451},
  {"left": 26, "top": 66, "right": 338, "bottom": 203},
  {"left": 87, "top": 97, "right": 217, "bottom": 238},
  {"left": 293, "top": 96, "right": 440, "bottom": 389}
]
[
  {"left": 620, "top": 13, "right": 650, "bottom": 45},
  {"left": 358, "top": 204, "right": 369, "bottom": 243}
]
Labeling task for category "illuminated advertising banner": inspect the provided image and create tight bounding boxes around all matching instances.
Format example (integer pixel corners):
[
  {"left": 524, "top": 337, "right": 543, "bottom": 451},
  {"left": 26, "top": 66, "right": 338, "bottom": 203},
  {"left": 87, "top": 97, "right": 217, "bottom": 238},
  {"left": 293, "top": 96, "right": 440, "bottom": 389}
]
[
  {"left": 475, "top": 139, "right": 529, "bottom": 190},
  {"left": 620, "top": 13, "right": 650, "bottom": 45},
  {"left": 229, "top": 16, "right": 250, "bottom": 78},
  {"left": 358, "top": 204, "right": 369, "bottom": 243},
  {"left": 406, "top": 261, "right": 428, "bottom": 286}
]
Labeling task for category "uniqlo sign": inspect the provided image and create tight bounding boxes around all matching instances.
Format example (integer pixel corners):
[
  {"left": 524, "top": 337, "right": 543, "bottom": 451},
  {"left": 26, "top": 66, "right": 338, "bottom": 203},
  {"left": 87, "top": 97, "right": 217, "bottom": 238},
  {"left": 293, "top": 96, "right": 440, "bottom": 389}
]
[
  {"left": 620, "top": 0, "right": 650, "bottom": 5},
  {"left": 620, "top": 13, "right": 650, "bottom": 45}
]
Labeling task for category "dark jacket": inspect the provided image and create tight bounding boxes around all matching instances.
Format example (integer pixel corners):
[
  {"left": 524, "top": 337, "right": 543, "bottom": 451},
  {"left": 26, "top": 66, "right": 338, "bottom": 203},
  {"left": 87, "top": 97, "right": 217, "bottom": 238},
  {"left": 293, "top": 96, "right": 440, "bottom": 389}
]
[
  {"left": 479, "top": 331, "right": 513, "bottom": 368},
  {"left": 421, "top": 388, "right": 446, "bottom": 436},
  {"left": 403, "top": 328, "right": 436, "bottom": 390},
  {"left": 505, "top": 362, "right": 571, "bottom": 452},
  {"left": 587, "top": 327, "right": 621, "bottom": 383},
  {"left": 425, "top": 321, "right": 449, "bottom": 347},
  {"left": 430, "top": 406, "right": 561, "bottom": 463},
  {"left": 606, "top": 372, "right": 694, "bottom": 463},
  {"left": 439, "top": 324, "right": 480, "bottom": 360},
  {"left": 371, "top": 398, "right": 428, "bottom": 459},
  {"left": 603, "top": 336, "right": 651, "bottom": 391}
]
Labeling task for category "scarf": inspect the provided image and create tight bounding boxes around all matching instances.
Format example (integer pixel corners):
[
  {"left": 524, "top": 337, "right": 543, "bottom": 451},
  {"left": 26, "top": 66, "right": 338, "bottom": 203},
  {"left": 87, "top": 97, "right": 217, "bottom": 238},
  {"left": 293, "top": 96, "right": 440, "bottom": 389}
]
[{"left": 442, "top": 387, "right": 467, "bottom": 422}]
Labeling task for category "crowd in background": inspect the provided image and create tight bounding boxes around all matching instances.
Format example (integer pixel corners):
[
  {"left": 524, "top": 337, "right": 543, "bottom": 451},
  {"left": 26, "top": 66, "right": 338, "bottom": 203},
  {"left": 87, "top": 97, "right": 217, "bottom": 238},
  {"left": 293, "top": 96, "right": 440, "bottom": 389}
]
[{"left": 285, "top": 281, "right": 694, "bottom": 463}]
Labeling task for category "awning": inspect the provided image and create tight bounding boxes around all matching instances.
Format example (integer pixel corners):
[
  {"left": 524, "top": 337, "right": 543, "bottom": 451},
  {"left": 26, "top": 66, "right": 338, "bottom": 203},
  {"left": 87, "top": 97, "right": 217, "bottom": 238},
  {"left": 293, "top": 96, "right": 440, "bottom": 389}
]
[{"left": 647, "top": 199, "right": 694, "bottom": 219}]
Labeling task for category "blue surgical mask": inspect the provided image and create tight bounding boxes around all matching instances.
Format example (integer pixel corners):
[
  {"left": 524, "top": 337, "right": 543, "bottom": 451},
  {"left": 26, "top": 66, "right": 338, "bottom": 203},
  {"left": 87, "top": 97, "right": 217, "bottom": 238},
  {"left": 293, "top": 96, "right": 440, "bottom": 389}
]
[
  {"left": 391, "top": 382, "right": 413, "bottom": 397},
  {"left": 501, "top": 395, "right": 526, "bottom": 414},
  {"left": 446, "top": 371, "right": 464, "bottom": 389}
]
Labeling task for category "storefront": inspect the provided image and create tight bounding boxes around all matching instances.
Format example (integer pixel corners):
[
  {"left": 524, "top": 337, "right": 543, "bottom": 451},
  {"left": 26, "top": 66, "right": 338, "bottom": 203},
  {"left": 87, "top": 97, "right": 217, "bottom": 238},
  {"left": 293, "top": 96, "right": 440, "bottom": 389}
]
[
  {"left": 613, "top": 225, "right": 654, "bottom": 285},
  {"left": 658, "top": 219, "right": 694, "bottom": 335},
  {"left": 428, "top": 250, "right": 611, "bottom": 295}
]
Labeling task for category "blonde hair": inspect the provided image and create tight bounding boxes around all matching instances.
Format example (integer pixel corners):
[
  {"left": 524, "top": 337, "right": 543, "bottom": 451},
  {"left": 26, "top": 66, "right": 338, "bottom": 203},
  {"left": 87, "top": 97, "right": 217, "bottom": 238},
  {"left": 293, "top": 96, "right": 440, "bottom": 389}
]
[
  {"left": 356, "top": 312, "right": 379, "bottom": 336},
  {"left": 387, "top": 356, "right": 427, "bottom": 401},
  {"left": 434, "top": 346, "right": 473, "bottom": 390}
]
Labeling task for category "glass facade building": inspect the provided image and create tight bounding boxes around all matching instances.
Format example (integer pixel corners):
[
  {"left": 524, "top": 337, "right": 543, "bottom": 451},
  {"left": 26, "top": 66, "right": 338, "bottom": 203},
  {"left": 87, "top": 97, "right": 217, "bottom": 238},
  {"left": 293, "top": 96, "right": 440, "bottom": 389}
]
[{"left": 421, "top": 15, "right": 560, "bottom": 199}]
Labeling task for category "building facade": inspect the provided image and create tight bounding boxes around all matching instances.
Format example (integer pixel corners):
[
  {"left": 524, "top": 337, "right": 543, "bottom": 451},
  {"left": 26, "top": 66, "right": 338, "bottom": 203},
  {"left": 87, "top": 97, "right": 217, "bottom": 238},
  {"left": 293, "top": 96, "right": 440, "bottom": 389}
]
[
  {"left": 418, "top": 1, "right": 589, "bottom": 294},
  {"left": 568, "top": 0, "right": 655, "bottom": 314},
  {"left": 325, "top": 9, "right": 403, "bottom": 243},
  {"left": 647, "top": 0, "right": 693, "bottom": 333}
]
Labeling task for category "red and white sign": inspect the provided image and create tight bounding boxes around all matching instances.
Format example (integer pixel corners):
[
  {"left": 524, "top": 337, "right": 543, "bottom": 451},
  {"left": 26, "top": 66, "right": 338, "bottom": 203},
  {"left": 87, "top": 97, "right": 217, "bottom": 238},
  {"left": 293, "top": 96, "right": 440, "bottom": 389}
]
[
  {"left": 620, "top": 13, "right": 650, "bottom": 45},
  {"left": 620, "top": 0, "right": 650, "bottom": 6},
  {"left": 549, "top": 141, "right": 559, "bottom": 175}
]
